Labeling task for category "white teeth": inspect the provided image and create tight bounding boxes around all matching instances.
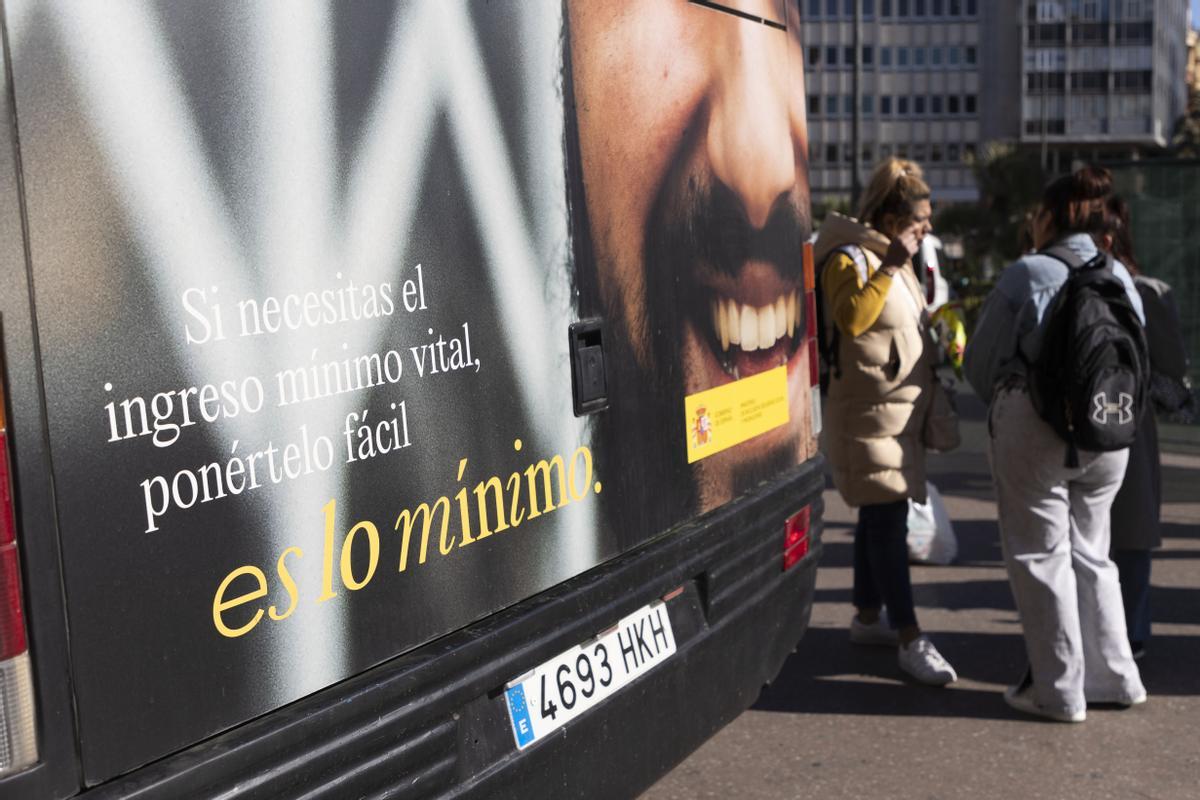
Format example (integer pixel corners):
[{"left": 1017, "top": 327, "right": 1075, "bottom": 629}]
[
  {"left": 711, "top": 292, "right": 801, "bottom": 361},
  {"left": 727, "top": 298, "right": 741, "bottom": 346},
  {"left": 758, "top": 303, "right": 775, "bottom": 350},
  {"left": 740, "top": 305, "right": 759, "bottom": 351}
]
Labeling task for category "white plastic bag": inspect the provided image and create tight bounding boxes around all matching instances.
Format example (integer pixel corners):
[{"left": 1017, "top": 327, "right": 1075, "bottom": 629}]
[{"left": 907, "top": 481, "right": 957, "bottom": 565}]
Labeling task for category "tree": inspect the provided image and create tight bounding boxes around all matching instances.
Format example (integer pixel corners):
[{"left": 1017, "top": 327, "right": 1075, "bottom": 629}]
[
  {"left": 1171, "top": 94, "right": 1200, "bottom": 158},
  {"left": 935, "top": 142, "right": 1046, "bottom": 288}
]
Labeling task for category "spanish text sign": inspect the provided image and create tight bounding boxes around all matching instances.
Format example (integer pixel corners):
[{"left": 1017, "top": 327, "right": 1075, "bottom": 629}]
[{"left": 684, "top": 367, "right": 790, "bottom": 464}]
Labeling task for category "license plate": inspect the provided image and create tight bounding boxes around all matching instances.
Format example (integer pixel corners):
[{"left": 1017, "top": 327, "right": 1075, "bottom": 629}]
[{"left": 504, "top": 600, "right": 677, "bottom": 749}]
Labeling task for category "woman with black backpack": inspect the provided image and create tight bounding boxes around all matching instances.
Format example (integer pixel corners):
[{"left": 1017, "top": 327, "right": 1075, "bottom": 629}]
[{"left": 964, "top": 166, "right": 1147, "bottom": 722}]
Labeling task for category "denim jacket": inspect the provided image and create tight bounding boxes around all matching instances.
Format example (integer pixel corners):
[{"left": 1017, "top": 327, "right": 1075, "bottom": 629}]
[{"left": 964, "top": 233, "right": 1145, "bottom": 406}]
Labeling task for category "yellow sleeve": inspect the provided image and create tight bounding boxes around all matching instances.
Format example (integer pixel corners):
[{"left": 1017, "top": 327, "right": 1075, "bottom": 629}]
[{"left": 822, "top": 251, "right": 893, "bottom": 338}]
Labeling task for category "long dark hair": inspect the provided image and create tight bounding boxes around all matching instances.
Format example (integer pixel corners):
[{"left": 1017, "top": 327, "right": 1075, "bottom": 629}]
[
  {"left": 1104, "top": 194, "right": 1141, "bottom": 276},
  {"left": 1039, "top": 164, "right": 1111, "bottom": 240}
]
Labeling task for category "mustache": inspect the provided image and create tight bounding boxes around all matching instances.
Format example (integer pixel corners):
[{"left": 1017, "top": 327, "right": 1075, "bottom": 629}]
[{"left": 671, "top": 177, "right": 810, "bottom": 280}]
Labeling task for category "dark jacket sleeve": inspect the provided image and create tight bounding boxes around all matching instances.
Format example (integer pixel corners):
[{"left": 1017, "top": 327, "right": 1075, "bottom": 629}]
[{"left": 1140, "top": 280, "right": 1189, "bottom": 381}]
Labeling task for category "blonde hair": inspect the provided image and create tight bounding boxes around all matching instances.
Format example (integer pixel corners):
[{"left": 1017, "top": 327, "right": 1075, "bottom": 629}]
[{"left": 857, "top": 158, "right": 931, "bottom": 234}]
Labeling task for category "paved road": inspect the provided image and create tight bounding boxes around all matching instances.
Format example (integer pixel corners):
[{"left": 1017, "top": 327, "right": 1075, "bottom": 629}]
[{"left": 645, "top": 391, "right": 1200, "bottom": 800}]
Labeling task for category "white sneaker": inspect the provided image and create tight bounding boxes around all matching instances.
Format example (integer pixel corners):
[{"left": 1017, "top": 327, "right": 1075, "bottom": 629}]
[
  {"left": 1003, "top": 670, "right": 1086, "bottom": 722},
  {"left": 897, "top": 636, "right": 957, "bottom": 686},
  {"left": 849, "top": 613, "right": 900, "bottom": 646}
]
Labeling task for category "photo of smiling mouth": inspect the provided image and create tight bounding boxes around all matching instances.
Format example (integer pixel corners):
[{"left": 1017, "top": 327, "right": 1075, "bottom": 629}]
[{"left": 704, "top": 285, "right": 804, "bottom": 381}]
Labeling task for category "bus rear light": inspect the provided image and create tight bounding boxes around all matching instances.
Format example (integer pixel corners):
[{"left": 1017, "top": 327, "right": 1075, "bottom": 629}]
[
  {"left": 782, "top": 506, "right": 811, "bottom": 571},
  {"left": 0, "top": 545, "right": 25, "bottom": 661},
  {"left": 0, "top": 359, "right": 38, "bottom": 777},
  {"left": 0, "top": 430, "right": 12, "bottom": 546}
]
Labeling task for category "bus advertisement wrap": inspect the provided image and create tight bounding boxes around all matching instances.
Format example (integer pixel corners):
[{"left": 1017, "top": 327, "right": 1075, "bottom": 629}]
[{"left": 5, "top": 0, "right": 812, "bottom": 780}]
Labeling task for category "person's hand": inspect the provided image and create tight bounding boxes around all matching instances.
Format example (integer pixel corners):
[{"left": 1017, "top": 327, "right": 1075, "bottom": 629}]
[{"left": 881, "top": 222, "right": 922, "bottom": 272}]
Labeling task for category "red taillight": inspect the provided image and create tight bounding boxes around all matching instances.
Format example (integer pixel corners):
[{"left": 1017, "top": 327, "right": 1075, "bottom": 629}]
[
  {"left": 804, "top": 290, "right": 817, "bottom": 341},
  {"left": 0, "top": 364, "right": 37, "bottom": 777},
  {"left": 0, "top": 544, "right": 25, "bottom": 661},
  {"left": 0, "top": 410, "right": 26, "bottom": 662},
  {"left": 782, "top": 506, "right": 811, "bottom": 570},
  {"left": 0, "top": 428, "right": 12, "bottom": 546}
]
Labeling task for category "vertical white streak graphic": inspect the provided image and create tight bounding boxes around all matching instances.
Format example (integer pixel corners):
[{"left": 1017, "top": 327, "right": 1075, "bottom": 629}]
[
  {"left": 434, "top": 4, "right": 596, "bottom": 574},
  {"left": 49, "top": 1, "right": 349, "bottom": 698},
  {"left": 46, "top": 0, "right": 592, "bottom": 709},
  {"left": 253, "top": 1, "right": 335, "bottom": 282},
  {"left": 341, "top": 3, "right": 439, "bottom": 293}
]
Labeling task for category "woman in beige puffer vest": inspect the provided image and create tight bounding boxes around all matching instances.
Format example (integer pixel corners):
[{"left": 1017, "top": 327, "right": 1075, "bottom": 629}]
[{"left": 814, "top": 159, "right": 955, "bottom": 686}]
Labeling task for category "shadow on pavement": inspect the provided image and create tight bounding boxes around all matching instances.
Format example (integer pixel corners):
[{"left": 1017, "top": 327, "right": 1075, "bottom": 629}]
[
  {"left": 751, "top": 627, "right": 1026, "bottom": 721},
  {"left": 1161, "top": 521, "right": 1200, "bottom": 540},
  {"left": 1135, "top": 632, "right": 1200, "bottom": 695},
  {"left": 813, "top": 580, "right": 1016, "bottom": 613}
]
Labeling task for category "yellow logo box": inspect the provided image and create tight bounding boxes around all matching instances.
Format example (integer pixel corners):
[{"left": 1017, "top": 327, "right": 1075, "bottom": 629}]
[{"left": 684, "top": 366, "right": 790, "bottom": 464}]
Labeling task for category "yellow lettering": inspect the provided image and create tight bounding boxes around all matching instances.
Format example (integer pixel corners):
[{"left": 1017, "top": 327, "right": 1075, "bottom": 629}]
[
  {"left": 213, "top": 565, "right": 268, "bottom": 638},
  {"left": 472, "top": 475, "right": 508, "bottom": 539},
  {"left": 395, "top": 497, "right": 450, "bottom": 572},
  {"left": 340, "top": 521, "right": 380, "bottom": 591},
  {"left": 506, "top": 471, "right": 526, "bottom": 529},
  {"left": 568, "top": 446, "right": 593, "bottom": 502},
  {"left": 269, "top": 547, "right": 302, "bottom": 621},
  {"left": 318, "top": 498, "right": 338, "bottom": 602},
  {"left": 524, "top": 455, "right": 568, "bottom": 518}
]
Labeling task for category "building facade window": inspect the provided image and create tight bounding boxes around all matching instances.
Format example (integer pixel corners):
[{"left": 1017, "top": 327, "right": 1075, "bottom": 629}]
[
  {"left": 808, "top": 46, "right": 820, "bottom": 67},
  {"left": 881, "top": 47, "right": 892, "bottom": 66},
  {"left": 881, "top": 95, "right": 893, "bottom": 114},
  {"left": 898, "top": 96, "right": 909, "bottom": 113},
  {"left": 931, "top": 95, "right": 944, "bottom": 114},
  {"left": 965, "top": 94, "right": 977, "bottom": 113},
  {"left": 914, "top": 95, "right": 926, "bottom": 114},
  {"left": 808, "top": 94, "right": 821, "bottom": 115},
  {"left": 827, "top": 46, "right": 838, "bottom": 66}
]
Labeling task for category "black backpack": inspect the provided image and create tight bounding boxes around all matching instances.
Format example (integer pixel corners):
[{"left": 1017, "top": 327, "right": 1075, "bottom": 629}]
[{"left": 1028, "top": 245, "right": 1149, "bottom": 467}]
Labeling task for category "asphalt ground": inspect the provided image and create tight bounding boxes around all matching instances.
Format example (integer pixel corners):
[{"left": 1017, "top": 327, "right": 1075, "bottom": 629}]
[{"left": 644, "top": 389, "right": 1200, "bottom": 800}]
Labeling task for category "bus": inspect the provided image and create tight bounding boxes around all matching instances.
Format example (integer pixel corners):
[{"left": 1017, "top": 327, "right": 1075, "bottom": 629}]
[{"left": 0, "top": 2, "right": 824, "bottom": 797}]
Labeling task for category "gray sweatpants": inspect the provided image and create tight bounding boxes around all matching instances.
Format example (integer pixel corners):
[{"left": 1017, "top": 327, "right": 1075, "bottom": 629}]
[{"left": 988, "top": 386, "right": 1144, "bottom": 715}]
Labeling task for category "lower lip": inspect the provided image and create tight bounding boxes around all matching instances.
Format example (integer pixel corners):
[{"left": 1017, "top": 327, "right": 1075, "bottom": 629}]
[{"left": 733, "top": 336, "right": 797, "bottom": 380}]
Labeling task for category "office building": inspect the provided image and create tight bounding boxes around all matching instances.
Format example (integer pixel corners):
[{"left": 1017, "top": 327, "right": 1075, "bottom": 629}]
[
  {"left": 1020, "top": 0, "right": 1190, "bottom": 171},
  {"left": 802, "top": 0, "right": 1189, "bottom": 206}
]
